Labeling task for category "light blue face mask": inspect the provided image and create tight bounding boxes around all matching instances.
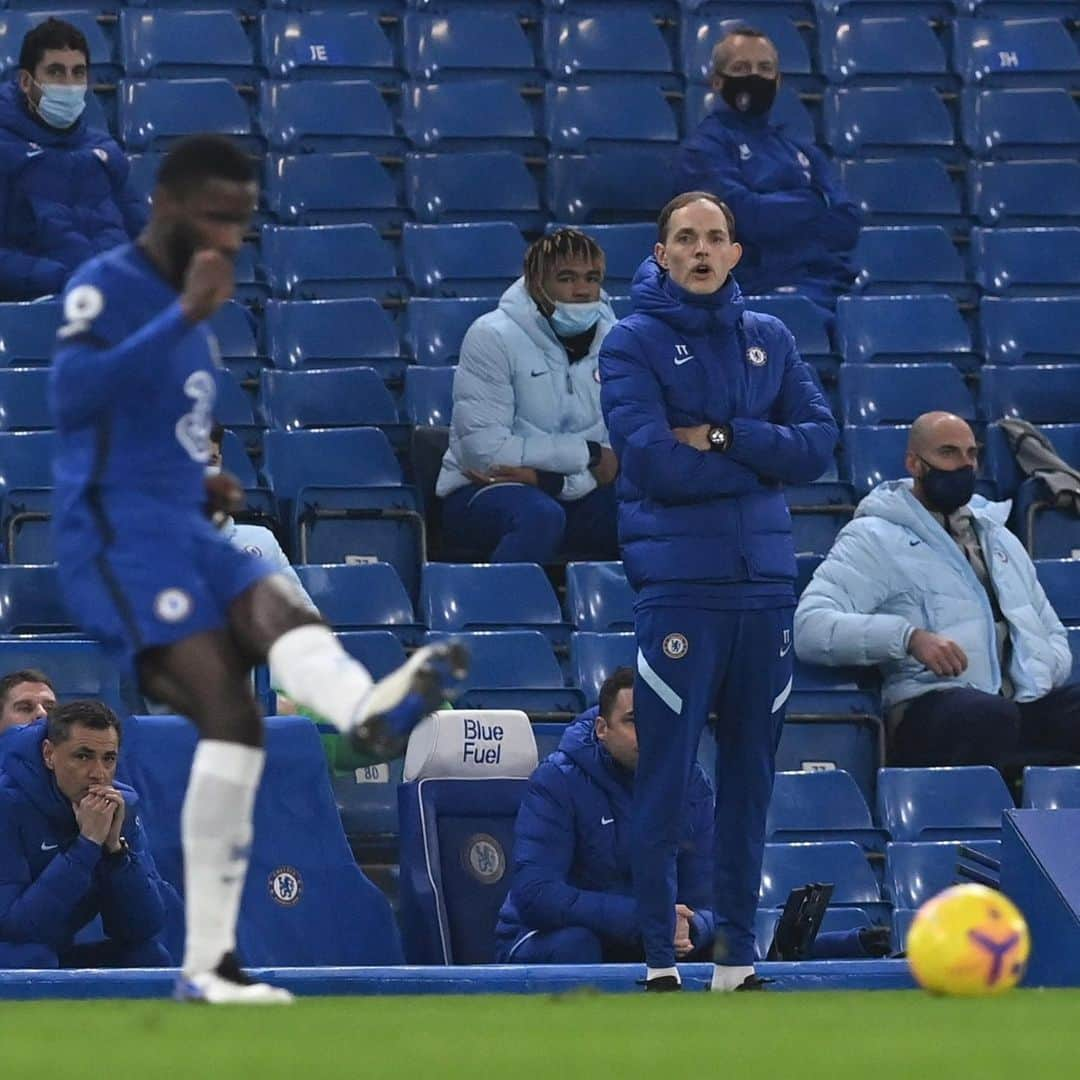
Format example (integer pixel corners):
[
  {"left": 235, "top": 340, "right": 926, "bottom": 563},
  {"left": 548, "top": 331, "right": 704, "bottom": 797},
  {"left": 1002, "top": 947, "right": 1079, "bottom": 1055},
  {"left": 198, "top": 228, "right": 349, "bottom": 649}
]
[
  {"left": 550, "top": 299, "right": 605, "bottom": 337},
  {"left": 34, "top": 81, "right": 87, "bottom": 129}
]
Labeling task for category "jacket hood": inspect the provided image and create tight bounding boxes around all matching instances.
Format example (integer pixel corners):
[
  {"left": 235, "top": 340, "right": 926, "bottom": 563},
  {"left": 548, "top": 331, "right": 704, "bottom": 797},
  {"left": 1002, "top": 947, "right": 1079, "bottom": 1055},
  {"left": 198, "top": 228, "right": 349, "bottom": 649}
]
[
  {"left": 1, "top": 718, "right": 138, "bottom": 828},
  {"left": 855, "top": 479, "right": 1012, "bottom": 541},
  {"left": 0, "top": 78, "right": 91, "bottom": 148},
  {"left": 497, "top": 276, "right": 616, "bottom": 354},
  {"left": 629, "top": 256, "right": 745, "bottom": 336},
  {"left": 556, "top": 706, "right": 633, "bottom": 798}
]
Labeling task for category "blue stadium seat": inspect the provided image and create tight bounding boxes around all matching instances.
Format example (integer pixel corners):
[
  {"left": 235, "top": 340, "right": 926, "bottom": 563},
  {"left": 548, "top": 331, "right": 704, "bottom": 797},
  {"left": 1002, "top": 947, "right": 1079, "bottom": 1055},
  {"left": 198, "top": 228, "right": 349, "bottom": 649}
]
[
  {"left": 0, "top": 565, "right": 76, "bottom": 633},
  {"left": 118, "top": 78, "right": 253, "bottom": 151},
  {"left": 402, "top": 79, "right": 540, "bottom": 152},
  {"left": 260, "top": 11, "right": 397, "bottom": 83},
  {"left": 402, "top": 222, "right": 526, "bottom": 298},
  {"left": 767, "top": 770, "right": 886, "bottom": 851},
  {"left": 294, "top": 563, "right": 422, "bottom": 640},
  {"left": 544, "top": 13, "right": 674, "bottom": 83},
  {"left": 570, "top": 631, "right": 635, "bottom": 708},
  {"left": 969, "top": 159, "right": 1080, "bottom": 227},
  {"left": 262, "top": 299, "right": 402, "bottom": 380},
  {"left": 213, "top": 368, "right": 259, "bottom": 438},
  {"left": 682, "top": 15, "right": 812, "bottom": 87},
  {"left": 1023, "top": 766, "right": 1080, "bottom": 810},
  {"left": 402, "top": 11, "right": 538, "bottom": 81},
  {"left": 841, "top": 425, "right": 911, "bottom": 495},
  {"left": 876, "top": 766, "right": 1013, "bottom": 842},
  {"left": 953, "top": 17, "right": 1080, "bottom": 88},
  {"left": 841, "top": 158, "right": 963, "bottom": 229},
  {"left": 851, "top": 226, "right": 970, "bottom": 300},
  {"left": 963, "top": 87, "right": 1080, "bottom": 158},
  {"left": 1035, "top": 560, "right": 1080, "bottom": 624},
  {"left": 835, "top": 295, "right": 975, "bottom": 368},
  {"left": 0, "top": 303, "right": 59, "bottom": 366},
  {"left": 426, "top": 630, "right": 585, "bottom": 715},
  {"left": 0, "top": 11, "right": 117, "bottom": 80},
  {"left": 217, "top": 427, "right": 260, "bottom": 491},
  {"left": 0, "top": 430, "right": 55, "bottom": 562},
  {"left": 546, "top": 147, "right": 675, "bottom": 224},
  {"left": 564, "top": 561, "right": 633, "bottom": 632},
  {"left": 121, "top": 714, "right": 403, "bottom": 966},
  {"left": 263, "top": 428, "right": 423, "bottom": 594},
  {"left": 820, "top": 15, "right": 951, "bottom": 86},
  {"left": 405, "top": 152, "right": 543, "bottom": 229},
  {"left": 760, "top": 841, "right": 887, "bottom": 922},
  {"left": 744, "top": 295, "right": 834, "bottom": 364},
  {"left": 398, "top": 711, "right": 537, "bottom": 963},
  {"left": 983, "top": 421, "right": 1080, "bottom": 499},
  {"left": 979, "top": 297, "right": 1080, "bottom": 365},
  {"left": 402, "top": 298, "right": 495, "bottom": 366},
  {"left": 548, "top": 223, "right": 652, "bottom": 293},
  {"left": 260, "top": 367, "right": 400, "bottom": 432},
  {"left": 403, "top": 366, "right": 454, "bottom": 427},
  {"left": 0, "top": 369, "right": 51, "bottom": 431},
  {"left": 972, "top": 227, "right": 1080, "bottom": 296},
  {"left": 120, "top": 10, "right": 254, "bottom": 80},
  {"left": 332, "top": 755, "right": 405, "bottom": 856},
  {"left": 421, "top": 562, "right": 567, "bottom": 645},
  {"left": 546, "top": 81, "right": 679, "bottom": 151},
  {"left": 979, "top": 365, "right": 1080, "bottom": 425},
  {"left": 208, "top": 301, "right": 261, "bottom": 385},
  {"left": 259, "top": 80, "right": 402, "bottom": 154},
  {"left": 884, "top": 840, "right": 1003, "bottom": 908},
  {"left": 260, "top": 224, "right": 402, "bottom": 302},
  {"left": 839, "top": 363, "right": 973, "bottom": 426},
  {"left": 264, "top": 153, "right": 401, "bottom": 228},
  {"left": 685, "top": 84, "right": 815, "bottom": 144},
  {"left": 0, "top": 639, "right": 128, "bottom": 715},
  {"left": 824, "top": 85, "right": 955, "bottom": 156}
]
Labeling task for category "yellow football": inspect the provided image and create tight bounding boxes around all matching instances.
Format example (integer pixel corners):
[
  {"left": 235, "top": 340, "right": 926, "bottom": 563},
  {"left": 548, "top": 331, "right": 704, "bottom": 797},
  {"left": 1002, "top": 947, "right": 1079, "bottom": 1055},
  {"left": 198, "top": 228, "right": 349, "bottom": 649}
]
[{"left": 907, "top": 883, "right": 1030, "bottom": 996}]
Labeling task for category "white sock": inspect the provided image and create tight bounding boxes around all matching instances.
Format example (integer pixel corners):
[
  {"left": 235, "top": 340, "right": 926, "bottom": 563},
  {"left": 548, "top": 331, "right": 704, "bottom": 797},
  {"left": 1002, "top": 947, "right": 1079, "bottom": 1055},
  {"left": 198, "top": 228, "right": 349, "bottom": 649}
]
[
  {"left": 710, "top": 964, "right": 755, "bottom": 992},
  {"left": 646, "top": 966, "right": 681, "bottom": 984},
  {"left": 267, "top": 624, "right": 373, "bottom": 733},
  {"left": 181, "top": 740, "right": 265, "bottom": 977}
]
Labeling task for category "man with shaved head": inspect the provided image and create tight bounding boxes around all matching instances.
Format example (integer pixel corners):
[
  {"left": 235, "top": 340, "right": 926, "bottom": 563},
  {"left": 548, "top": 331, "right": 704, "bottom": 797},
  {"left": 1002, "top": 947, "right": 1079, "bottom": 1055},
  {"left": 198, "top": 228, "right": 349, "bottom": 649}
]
[{"left": 796, "top": 411, "right": 1078, "bottom": 773}]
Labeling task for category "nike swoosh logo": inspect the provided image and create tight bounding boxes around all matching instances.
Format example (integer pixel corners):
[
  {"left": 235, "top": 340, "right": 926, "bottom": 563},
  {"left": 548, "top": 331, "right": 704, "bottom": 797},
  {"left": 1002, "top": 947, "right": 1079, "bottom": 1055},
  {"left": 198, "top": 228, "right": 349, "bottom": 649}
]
[
  {"left": 601, "top": 817, "right": 615, "bottom": 826},
  {"left": 26, "top": 150, "right": 44, "bottom": 159},
  {"left": 40, "top": 842, "right": 58, "bottom": 851},
  {"left": 909, "top": 540, "right": 921, "bottom": 546},
  {"left": 529, "top": 370, "right": 546, "bottom": 377},
  {"left": 779, "top": 643, "right": 792, "bottom": 658},
  {"left": 674, "top": 356, "right": 692, "bottom": 366}
]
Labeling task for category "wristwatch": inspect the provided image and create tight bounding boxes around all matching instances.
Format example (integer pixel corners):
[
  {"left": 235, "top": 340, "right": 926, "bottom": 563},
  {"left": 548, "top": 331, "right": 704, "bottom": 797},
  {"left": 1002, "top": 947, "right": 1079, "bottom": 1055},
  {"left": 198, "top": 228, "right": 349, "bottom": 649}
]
[
  {"left": 105, "top": 837, "right": 130, "bottom": 861},
  {"left": 707, "top": 424, "right": 732, "bottom": 453}
]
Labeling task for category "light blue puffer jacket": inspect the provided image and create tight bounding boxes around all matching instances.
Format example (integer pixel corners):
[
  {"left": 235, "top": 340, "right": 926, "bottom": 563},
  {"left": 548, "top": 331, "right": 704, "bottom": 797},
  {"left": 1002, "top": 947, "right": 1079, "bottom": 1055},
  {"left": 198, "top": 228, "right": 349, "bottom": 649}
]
[
  {"left": 794, "top": 480, "right": 1072, "bottom": 709},
  {"left": 436, "top": 277, "right": 616, "bottom": 501}
]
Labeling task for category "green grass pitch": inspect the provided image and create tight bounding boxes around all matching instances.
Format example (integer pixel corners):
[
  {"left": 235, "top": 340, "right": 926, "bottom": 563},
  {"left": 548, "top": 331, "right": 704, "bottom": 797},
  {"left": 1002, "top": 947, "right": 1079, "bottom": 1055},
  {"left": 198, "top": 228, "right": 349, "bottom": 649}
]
[{"left": 2, "top": 990, "right": 1079, "bottom": 1079}]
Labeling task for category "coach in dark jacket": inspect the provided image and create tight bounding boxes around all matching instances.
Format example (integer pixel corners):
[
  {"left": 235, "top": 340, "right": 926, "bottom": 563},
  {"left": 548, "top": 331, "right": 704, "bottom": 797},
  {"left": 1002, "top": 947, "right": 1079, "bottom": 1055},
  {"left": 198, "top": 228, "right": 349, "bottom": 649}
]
[
  {"left": 0, "top": 18, "right": 144, "bottom": 301},
  {"left": 496, "top": 668, "right": 716, "bottom": 963},
  {"left": 0, "top": 703, "right": 178, "bottom": 968}
]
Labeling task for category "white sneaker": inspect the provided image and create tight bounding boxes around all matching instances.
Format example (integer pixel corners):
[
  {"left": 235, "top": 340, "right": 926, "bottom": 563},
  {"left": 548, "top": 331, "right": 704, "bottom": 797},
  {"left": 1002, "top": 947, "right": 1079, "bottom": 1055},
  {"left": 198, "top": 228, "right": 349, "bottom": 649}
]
[
  {"left": 175, "top": 953, "right": 294, "bottom": 1005},
  {"left": 709, "top": 964, "right": 758, "bottom": 992},
  {"left": 350, "top": 640, "right": 469, "bottom": 762}
]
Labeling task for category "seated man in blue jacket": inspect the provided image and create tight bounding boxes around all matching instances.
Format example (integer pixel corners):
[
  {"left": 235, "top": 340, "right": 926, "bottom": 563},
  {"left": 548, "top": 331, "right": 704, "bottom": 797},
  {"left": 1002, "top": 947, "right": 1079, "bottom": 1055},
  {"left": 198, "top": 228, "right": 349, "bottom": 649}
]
[
  {"left": 674, "top": 26, "right": 859, "bottom": 315},
  {"left": 796, "top": 411, "right": 1078, "bottom": 773},
  {"left": 495, "top": 668, "right": 716, "bottom": 964},
  {"left": 0, "top": 700, "right": 179, "bottom": 968},
  {"left": 0, "top": 18, "right": 145, "bottom": 300}
]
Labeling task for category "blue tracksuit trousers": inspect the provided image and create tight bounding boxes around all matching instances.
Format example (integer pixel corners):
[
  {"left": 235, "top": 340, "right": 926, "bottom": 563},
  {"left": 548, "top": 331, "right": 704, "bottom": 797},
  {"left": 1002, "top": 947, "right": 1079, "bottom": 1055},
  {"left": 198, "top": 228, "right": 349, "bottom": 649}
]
[{"left": 632, "top": 603, "right": 794, "bottom": 970}]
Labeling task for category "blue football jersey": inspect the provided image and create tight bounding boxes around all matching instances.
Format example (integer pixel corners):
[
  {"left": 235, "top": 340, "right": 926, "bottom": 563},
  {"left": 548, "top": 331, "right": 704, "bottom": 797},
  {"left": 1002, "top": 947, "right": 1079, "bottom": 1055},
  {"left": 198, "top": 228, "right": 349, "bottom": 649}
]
[{"left": 50, "top": 243, "right": 220, "bottom": 520}]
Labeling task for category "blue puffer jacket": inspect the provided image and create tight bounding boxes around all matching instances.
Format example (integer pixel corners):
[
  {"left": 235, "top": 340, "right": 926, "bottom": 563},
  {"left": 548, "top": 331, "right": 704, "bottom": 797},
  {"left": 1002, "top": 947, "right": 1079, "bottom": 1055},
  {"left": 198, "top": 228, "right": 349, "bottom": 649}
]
[
  {"left": 495, "top": 708, "right": 715, "bottom": 960},
  {"left": 599, "top": 259, "right": 838, "bottom": 595},
  {"left": 795, "top": 481, "right": 1073, "bottom": 709},
  {"left": 0, "top": 80, "right": 145, "bottom": 300},
  {"left": 673, "top": 101, "right": 860, "bottom": 301},
  {"left": 0, "top": 720, "right": 178, "bottom": 961}
]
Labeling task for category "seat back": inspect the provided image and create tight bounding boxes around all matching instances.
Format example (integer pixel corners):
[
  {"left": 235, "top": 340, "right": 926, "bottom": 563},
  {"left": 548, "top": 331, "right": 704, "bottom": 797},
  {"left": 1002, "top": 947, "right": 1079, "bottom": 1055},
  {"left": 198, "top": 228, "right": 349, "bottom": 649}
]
[
  {"left": 571, "top": 631, "right": 636, "bottom": 708},
  {"left": 544, "top": 81, "right": 679, "bottom": 151},
  {"left": 972, "top": 227, "right": 1080, "bottom": 295},
  {"left": 263, "top": 298, "right": 400, "bottom": 367},
  {"left": 839, "top": 363, "right": 973, "bottom": 425},
  {"left": 403, "top": 366, "right": 455, "bottom": 427},
  {"left": 953, "top": 16, "right": 1080, "bottom": 87},
  {"left": 824, "top": 85, "right": 955, "bottom": 154},
  {"left": 979, "top": 297, "right": 1080, "bottom": 364},
  {"left": 260, "top": 80, "right": 401, "bottom": 154},
  {"left": 963, "top": 87, "right": 1080, "bottom": 157},
  {"left": 766, "top": 770, "right": 874, "bottom": 836},
  {"left": 403, "top": 12, "right": 537, "bottom": 80},
  {"left": 876, "top": 766, "right": 1013, "bottom": 841},
  {"left": 851, "top": 226, "right": 967, "bottom": 295},
  {"left": 403, "top": 298, "right": 495, "bottom": 366},
  {"left": 0, "top": 565, "right": 74, "bottom": 633},
  {"left": 0, "top": 303, "right": 61, "bottom": 365},
  {"left": 294, "top": 563, "right": 417, "bottom": 635},
  {"left": 405, "top": 152, "right": 541, "bottom": 226},
  {"left": 260, "top": 11, "right": 397, "bottom": 82},
  {"left": 264, "top": 153, "right": 400, "bottom": 226},
  {"left": 261, "top": 224, "right": 400, "bottom": 301},
  {"left": 118, "top": 78, "right": 251, "bottom": 150},
  {"left": 1022, "top": 766, "right": 1080, "bottom": 810},
  {"left": 0, "top": 369, "right": 51, "bottom": 431},
  {"left": 0, "top": 639, "right": 127, "bottom": 714},
  {"left": 263, "top": 426, "right": 402, "bottom": 498},
  {"left": 841, "top": 157, "right": 962, "bottom": 226},
  {"left": 759, "top": 841, "right": 881, "bottom": 907},
  {"left": 120, "top": 10, "right": 254, "bottom": 79},
  {"left": 398, "top": 710, "right": 537, "bottom": 963},
  {"left": 121, "top": 714, "right": 403, "bottom": 965},
  {"left": 835, "top": 294, "right": 972, "bottom": 363},
  {"left": 823, "top": 14, "right": 949, "bottom": 83},
  {"left": 1035, "top": 559, "right": 1080, "bottom": 624},
  {"left": 564, "top": 561, "right": 634, "bottom": 632},
  {"left": 544, "top": 13, "right": 674, "bottom": 81},
  {"left": 884, "top": 839, "right": 1003, "bottom": 908},
  {"left": 970, "top": 160, "right": 1080, "bottom": 226},
  {"left": 402, "top": 79, "right": 539, "bottom": 151},
  {"left": 421, "top": 563, "right": 563, "bottom": 633},
  {"left": 261, "top": 368, "right": 398, "bottom": 430},
  {"left": 547, "top": 147, "right": 676, "bottom": 224},
  {"left": 402, "top": 222, "right": 527, "bottom": 298},
  {"left": 979, "top": 365, "right": 1080, "bottom": 425}
]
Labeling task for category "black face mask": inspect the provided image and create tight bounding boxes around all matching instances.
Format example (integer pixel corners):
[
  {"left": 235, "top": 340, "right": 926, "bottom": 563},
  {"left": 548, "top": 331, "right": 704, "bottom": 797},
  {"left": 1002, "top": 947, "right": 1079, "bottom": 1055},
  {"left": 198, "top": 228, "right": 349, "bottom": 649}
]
[
  {"left": 720, "top": 74, "right": 778, "bottom": 117},
  {"left": 919, "top": 458, "right": 976, "bottom": 516}
]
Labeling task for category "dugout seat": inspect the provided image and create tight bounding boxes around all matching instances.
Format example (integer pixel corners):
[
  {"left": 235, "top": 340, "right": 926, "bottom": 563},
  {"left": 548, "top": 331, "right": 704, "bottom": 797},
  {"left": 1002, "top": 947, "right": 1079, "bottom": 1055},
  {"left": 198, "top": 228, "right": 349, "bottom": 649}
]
[
  {"left": 546, "top": 147, "right": 676, "bottom": 224},
  {"left": 544, "top": 13, "right": 675, "bottom": 83},
  {"left": 260, "top": 11, "right": 397, "bottom": 83},
  {"left": 120, "top": 10, "right": 255, "bottom": 81},
  {"left": 953, "top": 17, "right": 1080, "bottom": 88},
  {"left": 766, "top": 770, "right": 886, "bottom": 852},
  {"left": 835, "top": 294, "right": 975, "bottom": 367},
  {"left": 759, "top": 841, "right": 888, "bottom": 924},
  {"left": 979, "top": 298, "right": 1080, "bottom": 366},
  {"left": 0, "top": 430, "right": 56, "bottom": 563},
  {"left": 839, "top": 363, "right": 973, "bottom": 426},
  {"left": 979, "top": 365, "right": 1080, "bottom": 425},
  {"left": 402, "top": 79, "right": 541, "bottom": 153},
  {"left": 260, "top": 368, "right": 400, "bottom": 433},
  {"left": 0, "top": 369, "right": 51, "bottom": 431},
  {"left": 821, "top": 15, "right": 950, "bottom": 86},
  {"left": 841, "top": 157, "right": 963, "bottom": 230},
  {"left": 876, "top": 766, "right": 1013, "bottom": 842},
  {"left": 824, "top": 85, "right": 955, "bottom": 156},
  {"left": 570, "top": 631, "right": 635, "bottom": 708},
  {"left": 402, "top": 11, "right": 538, "bottom": 81},
  {"left": 1022, "top": 767, "right": 1080, "bottom": 810},
  {"left": 402, "top": 222, "right": 527, "bottom": 299},
  {"left": 884, "top": 840, "right": 1002, "bottom": 909},
  {"left": 118, "top": 78, "right": 253, "bottom": 151},
  {"left": 972, "top": 227, "right": 1080, "bottom": 296},
  {"left": 120, "top": 714, "right": 403, "bottom": 965},
  {"left": 564, "top": 561, "right": 634, "bottom": 633},
  {"left": 0, "top": 11, "right": 116, "bottom": 80},
  {"left": 0, "top": 639, "right": 129, "bottom": 716},
  {"left": 398, "top": 709, "right": 538, "bottom": 963},
  {"left": 545, "top": 80, "right": 679, "bottom": 152},
  {"left": 1035, "top": 560, "right": 1080, "bottom": 624},
  {"left": 963, "top": 88, "right": 1080, "bottom": 159},
  {"left": 402, "top": 298, "right": 495, "bottom": 366},
  {"left": 851, "top": 226, "right": 970, "bottom": 300},
  {"left": 264, "top": 153, "right": 401, "bottom": 229},
  {"left": 969, "top": 161, "right": 1080, "bottom": 227},
  {"left": 402, "top": 365, "right": 454, "bottom": 428},
  {"left": 0, "top": 302, "right": 61, "bottom": 365},
  {"left": 294, "top": 563, "right": 423, "bottom": 642}
]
